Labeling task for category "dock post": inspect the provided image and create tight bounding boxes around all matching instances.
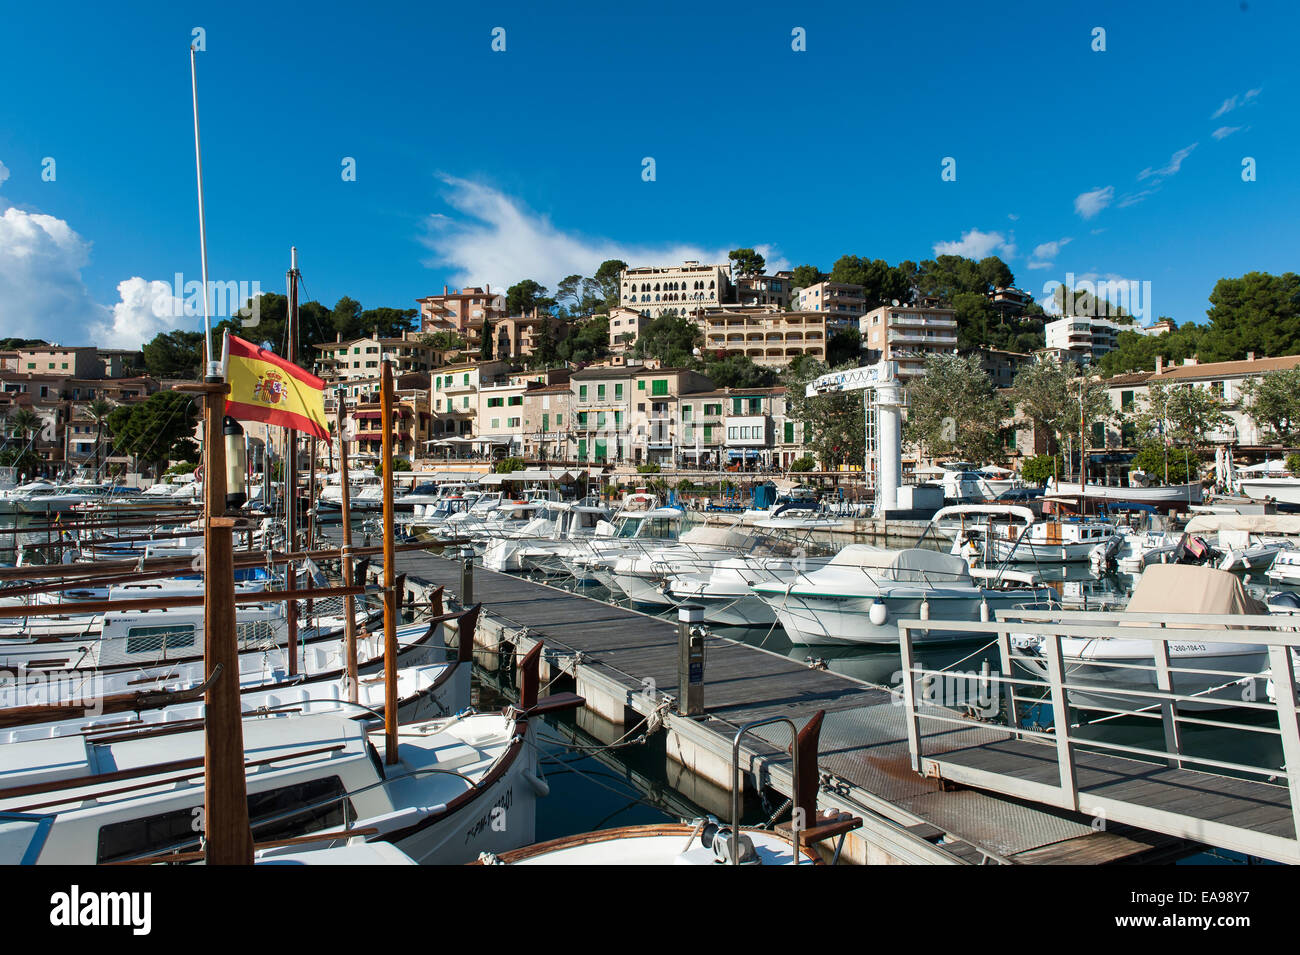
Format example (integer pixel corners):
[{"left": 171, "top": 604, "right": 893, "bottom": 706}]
[
  {"left": 460, "top": 546, "right": 475, "bottom": 607},
  {"left": 677, "top": 605, "right": 705, "bottom": 716}
]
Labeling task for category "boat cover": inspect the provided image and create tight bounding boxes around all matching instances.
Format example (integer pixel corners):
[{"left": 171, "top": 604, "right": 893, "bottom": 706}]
[
  {"left": 1126, "top": 563, "right": 1268, "bottom": 615},
  {"left": 830, "top": 545, "right": 972, "bottom": 582}
]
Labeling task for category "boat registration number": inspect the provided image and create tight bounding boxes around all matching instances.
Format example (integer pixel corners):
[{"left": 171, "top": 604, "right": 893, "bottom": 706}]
[{"left": 1169, "top": 644, "right": 1207, "bottom": 653}]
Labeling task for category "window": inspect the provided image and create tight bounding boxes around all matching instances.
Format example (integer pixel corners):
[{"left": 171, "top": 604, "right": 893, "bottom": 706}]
[
  {"left": 579, "top": 385, "right": 588, "bottom": 401},
  {"left": 681, "top": 406, "right": 692, "bottom": 421},
  {"left": 1121, "top": 390, "right": 1135, "bottom": 411},
  {"left": 490, "top": 418, "right": 500, "bottom": 429},
  {"left": 703, "top": 425, "right": 714, "bottom": 442},
  {"left": 651, "top": 380, "right": 668, "bottom": 396},
  {"left": 637, "top": 380, "right": 645, "bottom": 391},
  {"left": 508, "top": 396, "right": 522, "bottom": 406},
  {"left": 96, "top": 777, "right": 350, "bottom": 864},
  {"left": 784, "top": 421, "right": 795, "bottom": 443},
  {"left": 615, "top": 383, "right": 623, "bottom": 400},
  {"left": 597, "top": 384, "right": 606, "bottom": 400},
  {"left": 555, "top": 414, "right": 562, "bottom": 425},
  {"left": 125, "top": 625, "right": 196, "bottom": 655},
  {"left": 508, "top": 417, "right": 521, "bottom": 428}
]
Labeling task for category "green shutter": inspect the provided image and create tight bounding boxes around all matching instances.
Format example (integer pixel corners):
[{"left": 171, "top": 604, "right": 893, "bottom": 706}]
[
  {"left": 580, "top": 385, "right": 588, "bottom": 400},
  {"left": 637, "top": 380, "right": 646, "bottom": 391},
  {"left": 652, "top": 379, "right": 668, "bottom": 396},
  {"left": 784, "top": 421, "right": 794, "bottom": 443},
  {"left": 542, "top": 413, "right": 549, "bottom": 432}
]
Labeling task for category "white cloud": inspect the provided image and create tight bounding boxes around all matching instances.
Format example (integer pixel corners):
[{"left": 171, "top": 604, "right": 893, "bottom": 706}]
[
  {"left": 1212, "top": 87, "right": 1261, "bottom": 119},
  {"left": 0, "top": 206, "right": 110, "bottom": 340},
  {"left": 419, "top": 175, "right": 788, "bottom": 292},
  {"left": 1073, "top": 186, "right": 1114, "bottom": 220},
  {"left": 88, "top": 277, "right": 191, "bottom": 350},
  {"left": 1118, "top": 188, "right": 1158, "bottom": 208},
  {"left": 931, "top": 228, "right": 1014, "bottom": 259},
  {"left": 1028, "top": 237, "right": 1071, "bottom": 270},
  {"left": 1138, "top": 143, "right": 1197, "bottom": 181},
  {"left": 0, "top": 161, "right": 10, "bottom": 188},
  {"left": 1212, "top": 126, "right": 1242, "bottom": 140}
]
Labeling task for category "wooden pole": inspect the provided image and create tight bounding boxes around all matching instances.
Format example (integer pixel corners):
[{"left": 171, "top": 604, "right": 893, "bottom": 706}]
[
  {"left": 285, "top": 248, "right": 300, "bottom": 675},
  {"left": 190, "top": 380, "right": 253, "bottom": 865},
  {"left": 337, "top": 390, "right": 359, "bottom": 703},
  {"left": 381, "top": 360, "right": 399, "bottom": 764}
]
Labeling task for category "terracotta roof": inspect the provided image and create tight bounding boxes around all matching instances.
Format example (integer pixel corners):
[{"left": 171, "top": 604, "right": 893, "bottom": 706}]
[
  {"left": 1150, "top": 354, "right": 1300, "bottom": 381},
  {"left": 1105, "top": 371, "right": 1154, "bottom": 386}
]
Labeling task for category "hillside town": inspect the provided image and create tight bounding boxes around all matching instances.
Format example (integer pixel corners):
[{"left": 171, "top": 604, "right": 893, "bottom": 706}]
[{"left": 3, "top": 256, "right": 1299, "bottom": 498}]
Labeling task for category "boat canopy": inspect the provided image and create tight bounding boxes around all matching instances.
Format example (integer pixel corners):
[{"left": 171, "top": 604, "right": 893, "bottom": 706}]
[
  {"left": 1185, "top": 514, "right": 1300, "bottom": 536},
  {"left": 931, "top": 503, "right": 1037, "bottom": 526},
  {"left": 1126, "top": 564, "right": 1268, "bottom": 615},
  {"left": 678, "top": 526, "right": 754, "bottom": 549},
  {"left": 830, "top": 545, "right": 972, "bottom": 582}
]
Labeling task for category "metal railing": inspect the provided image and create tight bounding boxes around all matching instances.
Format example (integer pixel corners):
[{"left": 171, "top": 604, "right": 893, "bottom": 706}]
[{"left": 898, "top": 609, "right": 1300, "bottom": 864}]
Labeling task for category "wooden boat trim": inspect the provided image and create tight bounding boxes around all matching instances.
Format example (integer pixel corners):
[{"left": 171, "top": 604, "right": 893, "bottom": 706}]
[{"left": 472, "top": 823, "right": 822, "bottom": 864}]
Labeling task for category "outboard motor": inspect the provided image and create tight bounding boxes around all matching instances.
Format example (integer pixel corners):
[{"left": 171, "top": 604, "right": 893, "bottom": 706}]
[{"left": 1173, "top": 533, "right": 1220, "bottom": 567}]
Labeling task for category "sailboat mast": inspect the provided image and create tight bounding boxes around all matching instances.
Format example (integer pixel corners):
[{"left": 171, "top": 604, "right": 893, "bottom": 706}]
[{"left": 285, "top": 246, "right": 300, "bottom": 675}]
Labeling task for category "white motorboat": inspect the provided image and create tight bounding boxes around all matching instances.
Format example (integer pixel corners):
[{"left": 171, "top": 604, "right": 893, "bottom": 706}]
[
  {"left": 750, "top": 546, "right": 1053, "bottom": 645},
  {"left": 989, "top": 516, "right": 1118, "bottom": 564},
  {"left": 608, "top": 525, "right": 760, "bottom": 606},
  {"left": 1239, "top": 476, "right": 1300, "bottom": 506},
  {"left": 1012, "top": 564, "right": 1270, "bottom": 712},
  {"left": 1048, "top": 477, "right": 1203, "bottom": 507},
  {"left": 481, "top": 499, "right": 612, "bottom": 574},
  {"left": 563, "top": 505, "right": 688, "bottom": 587}
]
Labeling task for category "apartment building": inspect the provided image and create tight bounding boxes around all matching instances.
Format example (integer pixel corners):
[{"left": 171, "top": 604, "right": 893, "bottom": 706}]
[
  {"left": 699, "top": 307, "right": 845, "bottom": 367},
  {"left": 796, "top": 281, "right": 867, "bottom": 322},
  {"left": 490, "top": 311, "right": 569, "bottom": 360},
  {"left": 313, "top": 331, "right": 440, "bottom": 384},
  {"left": 1103, "top": 353, "right": 1300, "bottom": 449},
  {"left": 337, "top": 373, "right": 432, "bottom": 462},
  {"left": 13, "top": 345, "right": 104, "bottom": 379},
  {"left": 620, "top": 261, "right": 732, "bottom": 318},
  {"left": 676, "top": 387, "right": 803, "bottom": 469},
  {"left": 860, "top": 303, "right": 959, "bottom": 378},
  {"left": 608, "top": 306, "right": 652, "bottom": 354},
  {"left": 569, "top": 364, "right": 714, "bottom": 465},
  {"left": 974, "top": 346, "right": 1033, "bottom": 389},
  {"left": 1043, "top": 315, "right": 1125, "bottom": 362},
  {"left": 522, "top": 383, "right": 575, "bottom": 462},
  {"left": 417, "top": 286, "right": 506, "bottom": 348},
  {"left": 733, "top": 272, "right": 794, "bottom": 309},
  {"left": 427, "top": 360, "right": 516, "bottom": 443}
]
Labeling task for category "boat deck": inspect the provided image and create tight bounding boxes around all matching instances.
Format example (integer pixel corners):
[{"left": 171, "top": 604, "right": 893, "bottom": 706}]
[{"left": 383, "top": 545, "right": 1198, "bottom": 864}]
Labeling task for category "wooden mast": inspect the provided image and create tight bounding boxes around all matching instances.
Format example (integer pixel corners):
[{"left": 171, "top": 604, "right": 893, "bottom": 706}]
[
  {"left": 198, "top": 379, "right": 254, "bottom": 865},
  {"left": 285, "top": 247, "right": 300, "bottom": 675},
  {"left": 337, "top": 390, "right": 359, "bottom": 702},
  {"left": 380, "top": 360, "right": 399, "bottom": 763}
]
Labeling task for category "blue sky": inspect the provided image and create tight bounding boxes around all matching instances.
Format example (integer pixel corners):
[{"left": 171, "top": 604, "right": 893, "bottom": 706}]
[{"left": 0, "top": 0, "right": 1295, "bottom": 349}]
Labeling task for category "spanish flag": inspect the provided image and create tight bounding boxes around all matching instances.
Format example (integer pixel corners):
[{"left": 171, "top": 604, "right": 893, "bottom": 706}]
[{"left": 224, "top": 333, "right": 329, "bottom": 440}]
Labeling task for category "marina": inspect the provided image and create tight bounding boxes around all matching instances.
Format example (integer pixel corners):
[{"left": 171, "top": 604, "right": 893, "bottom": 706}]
[{"left": 1, "top": 8, "right": 1297, "bottom": 924}]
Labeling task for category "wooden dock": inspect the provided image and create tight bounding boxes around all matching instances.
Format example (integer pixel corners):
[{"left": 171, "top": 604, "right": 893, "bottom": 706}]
[{"left": 376, "top": 544, "right": 1199, "bottom": 865}]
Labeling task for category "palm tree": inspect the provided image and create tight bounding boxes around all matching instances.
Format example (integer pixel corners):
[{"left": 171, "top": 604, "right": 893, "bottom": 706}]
[
  {"left": 10, "top": 408, "right": 40, "bottom": 443},
  {"left": 88, "top": 398, "right": 114, "bottom": 479}
]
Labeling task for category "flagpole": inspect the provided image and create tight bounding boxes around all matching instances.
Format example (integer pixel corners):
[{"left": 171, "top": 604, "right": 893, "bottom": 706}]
[{"left": 190, "top": 47, "right": 218, "bottom": 380}]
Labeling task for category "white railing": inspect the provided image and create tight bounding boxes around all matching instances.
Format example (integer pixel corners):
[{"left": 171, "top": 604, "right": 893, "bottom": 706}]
[{"left": 898, "top": 609, "right": 1300, "bottom": 863}]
